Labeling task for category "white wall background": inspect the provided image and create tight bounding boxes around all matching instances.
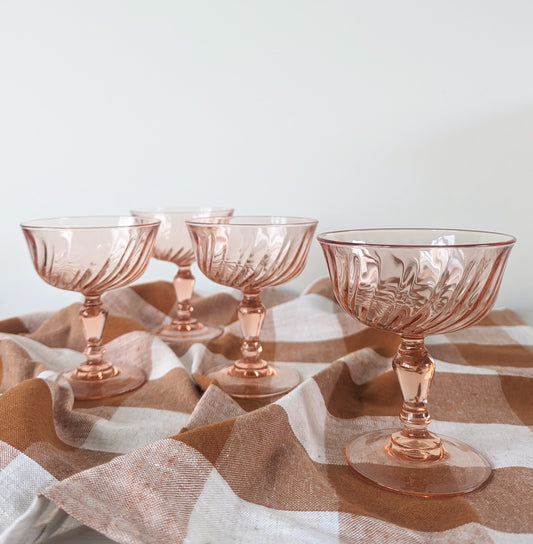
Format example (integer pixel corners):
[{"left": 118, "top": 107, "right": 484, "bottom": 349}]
[{"left": 1, "top": 1, "right": 532, "bottom": 319}]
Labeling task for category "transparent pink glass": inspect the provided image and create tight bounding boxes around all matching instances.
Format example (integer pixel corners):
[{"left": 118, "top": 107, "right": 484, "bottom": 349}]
[
  {"left": 318, "top": 228, "right": 515, "bottom": 497},
  {"left": 20, "top": 216, "right": 160, "bottom": 400},
  {"left": 131, "top": 208, "right": 234, "bottom": 344},
  {"left": 187, "top": 216, "right": 318, "bottom": 398}
]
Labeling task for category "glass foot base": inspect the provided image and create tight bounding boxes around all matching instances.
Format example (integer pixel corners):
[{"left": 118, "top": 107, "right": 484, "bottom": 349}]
[
  {"left": 156, "top": 323, "right": 223, "bottom": 344},
  {"left": 208, "top": 364, "right": 300, "bottom": 399},
  {"left": 345, "top": 429, "right": 493, "bottom": 497},
  {"left": 60, "top": 364, "right": 147, "bottom": 400}
]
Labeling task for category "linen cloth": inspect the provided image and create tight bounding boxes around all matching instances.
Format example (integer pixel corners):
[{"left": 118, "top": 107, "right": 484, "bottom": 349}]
[{"left": 0, "top": 278, "right": 532, "bottom": 543}]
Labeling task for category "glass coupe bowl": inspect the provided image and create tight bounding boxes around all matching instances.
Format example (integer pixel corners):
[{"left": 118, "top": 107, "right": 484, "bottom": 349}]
[
  {"left": 318, "top": 228, "right": 515, "bottom": 497},
  {"left": 187, "top": 216, "right": 318, "bottom": 399},
  {"left": 131, "top": 207, "right": 234, "bottom": 344},
  {"left": 21, "top": 216, "right": 160, "bottom": 399}
]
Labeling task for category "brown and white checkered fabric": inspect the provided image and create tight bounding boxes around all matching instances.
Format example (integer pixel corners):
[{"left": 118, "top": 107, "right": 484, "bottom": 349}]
[{"left": 1, "top": 279, "right": 532, "bottom": 543}]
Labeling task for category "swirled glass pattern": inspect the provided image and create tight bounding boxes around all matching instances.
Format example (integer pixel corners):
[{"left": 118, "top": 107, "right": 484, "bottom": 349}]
[{"left": 318, "top": 228, "right": 515, "bottom": 336}]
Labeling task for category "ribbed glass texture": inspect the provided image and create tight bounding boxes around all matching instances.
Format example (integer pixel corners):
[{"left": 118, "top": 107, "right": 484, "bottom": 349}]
[
  {"left": 187, "top": 216, "right": 318, "bottom": 293},
  {"left": 318, "top": 229, "right": 515, "bottom": 337},
  {"left": 21, "top": 216, "right": 160, "bottom": 296},
  {"left": 131, "top": 207, "right": 234, "bottom": 266}
]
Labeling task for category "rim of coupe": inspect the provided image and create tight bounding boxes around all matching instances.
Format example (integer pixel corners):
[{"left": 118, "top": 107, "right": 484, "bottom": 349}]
[
  {"left": 186, "top": 216, "right": 318, "bottom": 227},
  {"left": 317, "top": 228, "right": 516, "bottom": 248},
  {"left": 20, "top": 216, "right": 161, "bottom": 230}
]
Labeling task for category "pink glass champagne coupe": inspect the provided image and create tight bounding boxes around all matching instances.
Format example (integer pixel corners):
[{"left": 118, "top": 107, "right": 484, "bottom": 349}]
[
  {"left": 131, "top": 208, "right": 234, "bottom": 344},
  {"left": 187, "top": 216, "right": 318, "bottom": 398},
  {"left": 318, "top": 228, "right": 515, "bottom": 497},
  {"left": 20, "top": 216, "right": 160, "bottom": 400}
]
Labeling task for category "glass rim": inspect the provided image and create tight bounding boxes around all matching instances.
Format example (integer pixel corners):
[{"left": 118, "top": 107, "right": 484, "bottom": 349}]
[
  {"left": 317, "top": 227, "right": 516, "bottom": 249},
  {"left": 20, "top": 215, "right": 161, "bottom": 230},
  {"left": 130, "top": 206, "right": 234, "bottom": 216},
  {"left": 186, "top": 215, "right": 318, "bottom": 227}
]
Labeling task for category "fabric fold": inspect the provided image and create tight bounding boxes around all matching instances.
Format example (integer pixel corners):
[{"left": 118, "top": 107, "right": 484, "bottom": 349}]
[{"left": 0, "top": 279, "right": 532, "bottom": 543}]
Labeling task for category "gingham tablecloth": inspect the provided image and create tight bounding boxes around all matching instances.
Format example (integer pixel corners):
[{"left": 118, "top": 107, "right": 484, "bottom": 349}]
[{"left": 0, "top": 278, "right": 532, "bottom": 543}]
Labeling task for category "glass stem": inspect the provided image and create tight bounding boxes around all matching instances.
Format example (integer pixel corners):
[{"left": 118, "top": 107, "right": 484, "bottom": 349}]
[
  {"left": 236, "top": 293, "right": 267, "bottom": 372},
  {"left": 76, "top": 296, "right": 116, "bottom": 380},
  {"left": 172, "top": 266, "right": 199, "bottom": 328},
  {"left": 389, "top": 337, "right": 444, "bottom": 461}
]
